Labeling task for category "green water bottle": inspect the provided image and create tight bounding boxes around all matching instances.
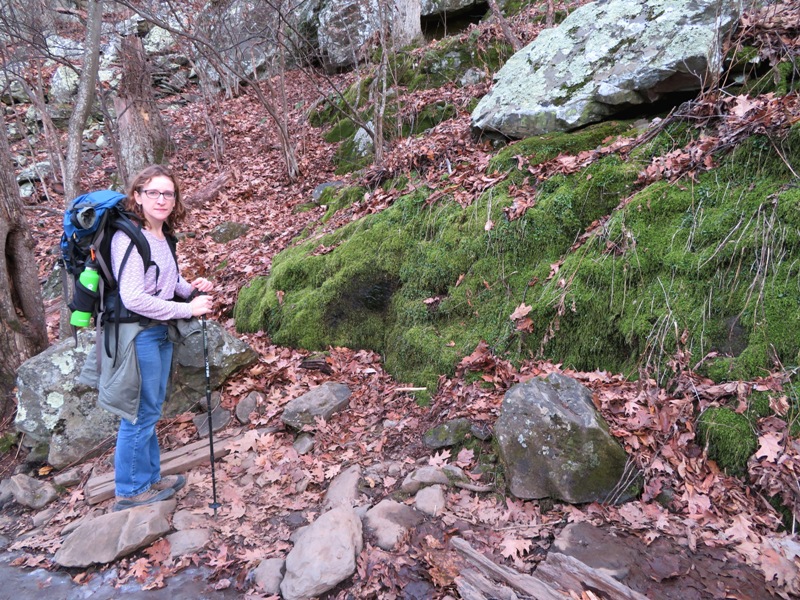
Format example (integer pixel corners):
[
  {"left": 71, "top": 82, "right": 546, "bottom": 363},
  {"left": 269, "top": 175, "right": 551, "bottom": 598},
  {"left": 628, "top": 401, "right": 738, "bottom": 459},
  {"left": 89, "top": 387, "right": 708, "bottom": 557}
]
[{"left": 70, "top": 261, "right": 100, "bottom": 327}]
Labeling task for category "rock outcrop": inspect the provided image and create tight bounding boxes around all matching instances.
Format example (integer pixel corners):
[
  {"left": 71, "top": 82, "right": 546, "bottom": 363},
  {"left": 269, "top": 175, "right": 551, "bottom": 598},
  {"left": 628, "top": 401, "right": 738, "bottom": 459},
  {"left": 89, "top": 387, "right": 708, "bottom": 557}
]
[{"left": 471, "top": 0, "right": 742, "bottom": 138}]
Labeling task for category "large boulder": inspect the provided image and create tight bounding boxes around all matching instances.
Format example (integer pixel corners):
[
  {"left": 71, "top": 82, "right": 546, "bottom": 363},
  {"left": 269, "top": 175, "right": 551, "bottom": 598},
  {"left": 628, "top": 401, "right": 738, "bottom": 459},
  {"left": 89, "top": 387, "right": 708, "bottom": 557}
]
[
  {"left": 471, "top": 0, "right": 742, "bottom": 139},
  {"left": 169, "top": 319, "right": 258, "bottom": 412},
  {"left": 494, "top": 373, "right": 630, "bottom": 504},
  {"left": 15, "top": 322, "right": 257, "bottom": 469},
  {"left": 317, "top": 0, "right": 422, "bottom": 70}
]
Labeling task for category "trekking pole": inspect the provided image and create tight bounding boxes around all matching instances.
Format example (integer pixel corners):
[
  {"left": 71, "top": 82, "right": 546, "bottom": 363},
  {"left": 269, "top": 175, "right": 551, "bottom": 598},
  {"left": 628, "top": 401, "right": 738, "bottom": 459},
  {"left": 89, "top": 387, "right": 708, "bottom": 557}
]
[{"left": 201, "top": 312, "right": 222, "bottom": 517}]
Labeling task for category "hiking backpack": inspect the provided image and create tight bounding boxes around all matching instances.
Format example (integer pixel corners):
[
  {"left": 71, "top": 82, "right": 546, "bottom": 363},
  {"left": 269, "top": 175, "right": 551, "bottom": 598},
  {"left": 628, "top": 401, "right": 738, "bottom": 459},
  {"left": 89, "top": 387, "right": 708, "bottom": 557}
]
[{"left": 60, "top": 189, "right": 177, "bottom": 357}]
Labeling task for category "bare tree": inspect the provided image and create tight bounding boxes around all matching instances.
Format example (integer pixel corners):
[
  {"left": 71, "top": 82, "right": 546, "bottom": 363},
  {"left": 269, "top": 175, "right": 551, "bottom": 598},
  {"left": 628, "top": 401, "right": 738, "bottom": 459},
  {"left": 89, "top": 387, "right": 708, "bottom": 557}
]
[
  {"left": 114, "top": 33, "right": 172, "bottom": 183},
  {"left": 116, "top": 0, "right": 301, "bottom": 179},
  {"left": 0, "top": 124, "right": 47, "bottom": 403},
  {"left": 487, "top": 0, "right": 521, "bottom": 52},
  {"left": 63, "top": 0, "right": 103, "bottom": 202}
]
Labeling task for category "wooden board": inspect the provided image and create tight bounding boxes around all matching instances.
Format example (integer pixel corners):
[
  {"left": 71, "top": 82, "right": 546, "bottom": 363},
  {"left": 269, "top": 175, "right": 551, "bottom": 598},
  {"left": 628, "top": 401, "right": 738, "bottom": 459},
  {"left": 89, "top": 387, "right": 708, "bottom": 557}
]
[{"left": 84, "top": 428, "right": 248, "bottom": 505}]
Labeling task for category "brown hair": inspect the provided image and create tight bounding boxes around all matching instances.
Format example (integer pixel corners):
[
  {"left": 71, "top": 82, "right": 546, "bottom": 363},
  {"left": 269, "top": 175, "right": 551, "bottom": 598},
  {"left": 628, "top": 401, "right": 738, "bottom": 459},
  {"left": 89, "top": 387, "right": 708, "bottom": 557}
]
[{"left": 125, "top": 164, "right": 186, "bottom": 234}]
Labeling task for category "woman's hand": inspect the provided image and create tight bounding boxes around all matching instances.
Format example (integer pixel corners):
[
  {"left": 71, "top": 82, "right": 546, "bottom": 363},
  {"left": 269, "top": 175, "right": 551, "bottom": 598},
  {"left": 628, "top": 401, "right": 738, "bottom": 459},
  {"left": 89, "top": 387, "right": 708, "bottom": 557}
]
[
  {"left": 191, "top": 277, "right": 214, "bottom": 293},
  {"left": 188, "top": 293, "right": 214, "bottom": 317}
]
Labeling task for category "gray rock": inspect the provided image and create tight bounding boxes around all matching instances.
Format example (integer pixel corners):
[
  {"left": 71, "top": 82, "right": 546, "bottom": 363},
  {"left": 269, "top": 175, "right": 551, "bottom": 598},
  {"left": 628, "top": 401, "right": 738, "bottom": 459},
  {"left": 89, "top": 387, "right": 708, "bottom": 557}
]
[
  {"left": 323, "top": 464, "right": 361, "bottom": 510},
  {"left": 18, "top": 183, "right": 35, "bottom": 199},
  {"left": 421, "top": 0, "right": 477, "bottom": 17},
  {"left": 293, "top": 432, "right": 315, "bottom": 455},
  {"left": 423, "top": 417, "right": 473, "bottom": 449},
  {"left": 0, "top": 479, "right": 12, "bottom": 507},
  {"left": 49, "top": 65, "right": 79, "bottom": 103},
  {"left": 235, "top": 390, "right": 263, "bottom": 424},
  {"left": 32, "top": 505, "right": 59, "bottom": 528},
  {"left": 401, "top": 465, "right": 451, "bottom": 494},
  {"left": 209, "top": 221, "right": 250, "bottom": 244},
  {"left": 415, "top": 484, "right": 446, "bottom": 517},
  {"left": 281, "top": 382, "right": 352, "bottom": 430},
  {"left": 0, "top": 69, "right": 30, "bottom": 104},
  {"left": 192, "top": 404, "right": 231, "bottom": 437},
  {"left": 318, "top": 0, "right": 381, "bottom": 69},
  {"left": 173, "top": 509, "right": 211, "bottom": 531},
  {"left": 8, "top": 474, "right": 58, "bottom": 509},
  {"left": 252, "top": 557, "right": 285, "bottom": 595},
  {"left": 494, "top": 373, "right": 631, "bottom": 504},
  {"left": 53, "top": 464, "right": 92, "bottom": 487},
  {"left": 16, "top": 161, "right": 53, "bottom": 184},
  {"left": 170, "top": 319, "right": 258, "bottom": 414},
  {"left": 550, "top": 522, "right": 635, "bottom": 580},
  {"left": 352, "top": 122, "right": 374, "bottom": 157},
  {"left": 15, "top": 321, "right": 256, "bottom": 469},
  {"left": 471, "top": 0, "right": 742, "bottom": 138},
  {"left": 143, "top": 26, "right": 175, "bottom": 54},
  {"left": 280, "top": 506, "right": 363, "bottom": 600},
  {"left": 166, "top": 528, "right": 210, "bottom": 558},
  {"left": 364, "top": 498, "right": 424, "bottom": 551},
  {"left": 459, "top": 67, "right": 486, "bottom": 87},
  {"left": 312, "top": 181, "right": 345, "bottom": 203},
  {"left": 54, "top": 499, "right": 176, "bottom": 567},
  {"left": 46, "top": 34, "right": 84, "bottom": 59}
]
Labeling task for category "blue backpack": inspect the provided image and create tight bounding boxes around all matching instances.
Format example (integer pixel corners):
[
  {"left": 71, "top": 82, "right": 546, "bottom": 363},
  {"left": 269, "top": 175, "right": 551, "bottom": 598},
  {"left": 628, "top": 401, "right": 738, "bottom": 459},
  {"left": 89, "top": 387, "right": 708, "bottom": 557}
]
[{"left": 60, "top": 190, "right": 177, "bottom": 356}]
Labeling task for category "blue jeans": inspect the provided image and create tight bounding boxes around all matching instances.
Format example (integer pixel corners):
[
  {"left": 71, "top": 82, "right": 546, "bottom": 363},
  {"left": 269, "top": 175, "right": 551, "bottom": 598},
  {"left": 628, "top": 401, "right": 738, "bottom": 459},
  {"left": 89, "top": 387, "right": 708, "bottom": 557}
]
[{"left": 114, "top": 325, "right": 172, "bottom": 498}]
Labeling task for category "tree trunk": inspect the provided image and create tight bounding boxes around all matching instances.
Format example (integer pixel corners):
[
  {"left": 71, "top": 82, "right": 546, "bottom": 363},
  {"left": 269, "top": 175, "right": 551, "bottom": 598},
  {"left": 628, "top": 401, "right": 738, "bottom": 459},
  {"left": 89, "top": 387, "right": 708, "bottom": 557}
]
[
  {"left": 487, "top": 0, "right": 521, "bottom": 52},
  {"left": 115, "top": 34, "right": 172, "bottom": 184},
  {"left": 63, "top": 0, "right": 103, "bottom": 203},
  {"left": 0, "top": 125, "right": 48, "bottom": 400}
]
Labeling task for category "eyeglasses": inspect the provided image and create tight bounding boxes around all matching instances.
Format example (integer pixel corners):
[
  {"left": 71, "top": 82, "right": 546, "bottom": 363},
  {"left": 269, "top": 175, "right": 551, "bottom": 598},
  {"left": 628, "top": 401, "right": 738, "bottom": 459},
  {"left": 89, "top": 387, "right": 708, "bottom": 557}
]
[{"left": 140, "top": 189, "right": 176, "bottom": 201}]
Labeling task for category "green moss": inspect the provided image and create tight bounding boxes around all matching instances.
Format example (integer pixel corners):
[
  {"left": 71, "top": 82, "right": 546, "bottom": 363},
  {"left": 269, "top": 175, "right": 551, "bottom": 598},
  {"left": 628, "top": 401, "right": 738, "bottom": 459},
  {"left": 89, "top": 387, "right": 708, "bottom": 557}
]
[
  {"left": 743, "top": 59, "right": 800, "bottom": 97},
  {"left": 237, "top": 113, "right": 800, "bottom": 394},
  {"left": 324, "top": 118, "right": 358, "bottom": 143},
  {"left": 402, "top": 102, "right": 458, "bottom": 137},
  {"left": 696, "top": 407, "right": 757, "bottom": 476},
  {"left": 333, "top": 135, "right": 374, "bottom": 175},
  {"left": 0, "top": 432, "right": 17, "bottom": 453},
  {"left": 489, "top": 120, "right": 636, "bottom": 178},
  {"left": 321, "top": 185, "right": 367, "bottom": 223},
  {"left": 395, "top": 35, "right": 511, "bottom": 91}
]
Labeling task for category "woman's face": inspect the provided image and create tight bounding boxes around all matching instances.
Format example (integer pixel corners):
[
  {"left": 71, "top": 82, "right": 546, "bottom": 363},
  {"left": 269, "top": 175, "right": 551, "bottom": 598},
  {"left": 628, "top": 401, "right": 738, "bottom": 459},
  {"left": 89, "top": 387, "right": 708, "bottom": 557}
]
[{"left": 134, "top": 175, "right": 176, "bottom": 230}]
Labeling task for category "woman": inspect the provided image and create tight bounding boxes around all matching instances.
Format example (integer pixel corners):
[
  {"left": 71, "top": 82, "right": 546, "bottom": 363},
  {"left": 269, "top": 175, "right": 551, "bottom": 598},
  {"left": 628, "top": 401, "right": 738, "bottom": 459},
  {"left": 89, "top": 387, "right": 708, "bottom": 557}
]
[{"left": 107, "top": 164, "right": 214, "bottom": 511}]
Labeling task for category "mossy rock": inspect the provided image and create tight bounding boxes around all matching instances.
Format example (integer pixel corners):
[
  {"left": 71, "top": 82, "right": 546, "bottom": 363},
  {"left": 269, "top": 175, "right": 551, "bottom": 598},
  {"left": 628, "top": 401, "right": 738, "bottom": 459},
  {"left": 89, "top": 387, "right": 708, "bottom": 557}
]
[
  {"left": 696, "top": 407, "right": 757, "bottom": 476},
  {"left": 236, "top": 147, "right": 638, "bottom": 390},
  {"left": 236, "top": 116, "right": 800, "bottom": 392},
  {"left": 402, "top": 102, "right": 458, "bottom": 137},
  {"left": 394, "top": 34, "right": 512, "bottom": 92},
  {"left": 489, "top": 120, "right": 637, "bottom": 179},
  {"left": 742, "top": 59, "right": 800, "bottom": 97}
]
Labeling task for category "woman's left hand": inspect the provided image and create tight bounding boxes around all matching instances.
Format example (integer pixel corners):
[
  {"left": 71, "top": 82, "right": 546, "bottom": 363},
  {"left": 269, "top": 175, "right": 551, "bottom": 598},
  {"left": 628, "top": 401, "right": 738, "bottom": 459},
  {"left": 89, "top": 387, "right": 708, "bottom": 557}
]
[{"left": 191, "top": 277, "right": 214, "bottom": 293}]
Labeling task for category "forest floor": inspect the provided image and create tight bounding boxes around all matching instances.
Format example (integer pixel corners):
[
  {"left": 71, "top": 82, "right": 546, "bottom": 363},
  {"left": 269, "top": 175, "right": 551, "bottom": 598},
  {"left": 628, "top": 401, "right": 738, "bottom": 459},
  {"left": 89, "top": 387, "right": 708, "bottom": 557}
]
[{"left": 3, "top": 4, "right": 800, "bottom": 599}]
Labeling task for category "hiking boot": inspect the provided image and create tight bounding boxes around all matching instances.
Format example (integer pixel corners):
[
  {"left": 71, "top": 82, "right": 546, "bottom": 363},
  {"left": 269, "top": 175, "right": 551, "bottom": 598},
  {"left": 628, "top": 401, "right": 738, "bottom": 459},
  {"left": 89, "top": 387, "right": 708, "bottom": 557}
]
[
  {"left": 151, "top": 474, "right": 186, "bottom": 493},
  {"left": 113, "top": 487, "right": 175, "bottom": 512}
]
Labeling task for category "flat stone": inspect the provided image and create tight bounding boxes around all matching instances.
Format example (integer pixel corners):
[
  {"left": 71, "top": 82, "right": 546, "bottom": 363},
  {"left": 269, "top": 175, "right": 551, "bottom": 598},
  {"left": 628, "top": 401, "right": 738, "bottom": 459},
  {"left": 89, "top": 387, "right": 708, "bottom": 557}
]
[
  {"left": 323, "top": 465, "right": 361, "bottom": 510},
  {"left": 293, "top": 433, "right": 315, "bottom": 455},
  {"left": 173, "top": 508, "right": 212, "bottom": 531},
  {"left": 166, "top": 528, "right": 211, "bottom": 558},
  {"left": 54, "top": 499, "right": 176, "bottom": 567},
  {"left": 193, "top": 404, "right": 231, "bottom": 438},
  {"left": 235, "top": 391, "right": 262, "bottom": 424}
]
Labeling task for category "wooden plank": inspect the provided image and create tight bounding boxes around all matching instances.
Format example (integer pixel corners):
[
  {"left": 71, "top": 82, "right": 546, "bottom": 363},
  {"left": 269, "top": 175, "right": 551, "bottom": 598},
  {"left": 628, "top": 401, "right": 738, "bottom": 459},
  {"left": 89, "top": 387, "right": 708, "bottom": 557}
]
[
  {"left": 450, "top": 537, "right": 567, "bottom": 600},
  {"left": 456, "top": 569, "right": 521, "bottom": 600},
  {"left": 84, "top": 427, "right": 247, "bottom": 505},
  {"left": 536, "top": 552, "right": 650, "bottom": 600}
]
